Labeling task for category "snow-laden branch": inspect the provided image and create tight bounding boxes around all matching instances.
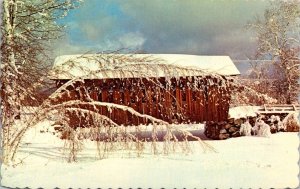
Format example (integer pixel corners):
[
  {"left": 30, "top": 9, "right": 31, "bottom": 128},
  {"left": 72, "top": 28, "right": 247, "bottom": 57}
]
[
  {"left": 287, "top": 63, "right": 300, "bottom": 71},
  {"left": 49, "top": 100, "right": 169, "bottom": 125}
]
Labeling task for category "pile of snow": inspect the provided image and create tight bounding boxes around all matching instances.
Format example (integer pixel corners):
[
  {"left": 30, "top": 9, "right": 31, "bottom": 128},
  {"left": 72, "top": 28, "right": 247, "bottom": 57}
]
[
  {"left": 229, "top": 106, "right": 260, "bottom": 119},
  {"left": 1, "top": 121, "right": 299, "bottom": 188}
]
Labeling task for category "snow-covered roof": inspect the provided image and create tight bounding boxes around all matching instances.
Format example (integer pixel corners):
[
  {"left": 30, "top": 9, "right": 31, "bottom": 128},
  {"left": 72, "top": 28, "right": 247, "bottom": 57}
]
[{"left": 50, "top": 54, "right": 240, "bottom": 79}]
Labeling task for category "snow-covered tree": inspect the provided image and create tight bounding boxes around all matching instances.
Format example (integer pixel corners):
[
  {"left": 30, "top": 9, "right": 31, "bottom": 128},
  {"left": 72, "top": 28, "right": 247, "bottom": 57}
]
[
  {"left": 248, "top": 1, "right": 300, "bottom": 104},
  {"left": 0, "top": 0, "right": 82, "bottom": 164}
]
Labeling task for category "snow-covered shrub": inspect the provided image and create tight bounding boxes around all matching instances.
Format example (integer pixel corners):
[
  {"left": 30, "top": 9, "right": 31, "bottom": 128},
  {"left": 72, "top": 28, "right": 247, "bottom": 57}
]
[
  {"left": 269, "top": 115, "right": 285, "bottom": 131},
  {"left": 252, "top": 118, "right": 272, "bottom": 137},
  {"left": 239, "top": 120, "right": 252, "bottom": 136},
  {"left": 252, "top": 118, "right": 261, "bottom": 135},
  {"left": 282, "top": 112, "right": 300, "bottom": 132},
  {"left": 256, "top": 120, "right": 272, "bottom": 137},
  {"left": 276, "top": 120, "right": 285, "bottom": 131}
]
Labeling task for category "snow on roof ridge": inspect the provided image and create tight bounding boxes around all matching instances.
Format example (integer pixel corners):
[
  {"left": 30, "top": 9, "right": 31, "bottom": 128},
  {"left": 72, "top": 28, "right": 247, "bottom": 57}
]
[{"left": 51, "top": 53, "right": 240, "bottom": 79}]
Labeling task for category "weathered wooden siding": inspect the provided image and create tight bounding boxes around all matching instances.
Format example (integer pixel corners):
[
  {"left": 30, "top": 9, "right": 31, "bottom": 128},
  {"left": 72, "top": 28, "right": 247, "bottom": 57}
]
[{"left": 54, "top": 76, "right": 231, "bottom": 126}]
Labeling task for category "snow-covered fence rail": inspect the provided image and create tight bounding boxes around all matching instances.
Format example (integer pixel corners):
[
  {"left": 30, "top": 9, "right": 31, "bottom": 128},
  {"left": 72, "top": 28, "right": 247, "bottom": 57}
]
[
  {"left": 230, "top": 104, "right": 299, "bottom": 117},
  {"left": 257, "top": 104, "right": 300, "bottom": 114}
]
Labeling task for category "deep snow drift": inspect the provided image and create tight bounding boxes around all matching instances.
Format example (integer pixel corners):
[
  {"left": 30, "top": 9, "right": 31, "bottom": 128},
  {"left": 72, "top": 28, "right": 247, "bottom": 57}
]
[{"left": 1, "top": 121, "right": 299, "bottom": 189}]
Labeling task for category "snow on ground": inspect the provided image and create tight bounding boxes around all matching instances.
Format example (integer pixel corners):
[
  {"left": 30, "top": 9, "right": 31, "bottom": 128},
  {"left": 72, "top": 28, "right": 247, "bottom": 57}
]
[{"left": 1, "top": 121, "right": 299, "bottom": 189}]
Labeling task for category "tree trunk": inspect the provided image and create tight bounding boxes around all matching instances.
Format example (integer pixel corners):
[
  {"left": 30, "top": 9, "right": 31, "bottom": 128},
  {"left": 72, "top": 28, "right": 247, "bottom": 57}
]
[{"left": 1, "top": 0, "right": 19, "bottom": 164}]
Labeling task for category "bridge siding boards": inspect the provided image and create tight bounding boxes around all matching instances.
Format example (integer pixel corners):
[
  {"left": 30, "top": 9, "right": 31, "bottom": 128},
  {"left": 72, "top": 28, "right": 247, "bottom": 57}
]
[{"left": 54, "top": 76, "right": 232, "bottom": 126}]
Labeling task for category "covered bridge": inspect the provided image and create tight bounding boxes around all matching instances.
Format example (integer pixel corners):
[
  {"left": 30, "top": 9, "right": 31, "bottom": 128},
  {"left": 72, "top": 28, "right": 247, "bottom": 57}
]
[{"left": 50, "top": 54, "right": 240, "bottom": 126}]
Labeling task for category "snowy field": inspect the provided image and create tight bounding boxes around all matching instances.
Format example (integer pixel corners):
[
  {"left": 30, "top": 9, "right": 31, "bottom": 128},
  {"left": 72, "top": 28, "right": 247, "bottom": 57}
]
[{"left": 1, "top": 121, "right": 299, "bottom": 189}]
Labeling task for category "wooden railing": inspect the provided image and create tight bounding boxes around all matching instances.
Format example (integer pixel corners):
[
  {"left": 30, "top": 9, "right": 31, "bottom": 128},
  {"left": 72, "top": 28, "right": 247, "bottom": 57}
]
[{"left": 256, "top": 104, "right": 300, "bottom": 114}]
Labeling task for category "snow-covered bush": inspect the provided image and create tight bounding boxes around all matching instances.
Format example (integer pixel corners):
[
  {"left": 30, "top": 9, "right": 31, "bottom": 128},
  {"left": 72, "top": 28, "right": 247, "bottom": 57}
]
[
  {"left": 239, "top": 120, "right": 252, "bottom": 136},
  {"left": 282, "top": 112, "right": 300, "bottom": 132},
  {"left": 257, "top": 122, "right": 272, "bottom": 137},
  {"left": 254, "top": 120, "right": 272, "bottom": 137},
  {"left": 269, "top": 115, "right": 285, "bottom": 131},
  {"left": 252, "top": 119, "right": 261, "bottom": 135}
]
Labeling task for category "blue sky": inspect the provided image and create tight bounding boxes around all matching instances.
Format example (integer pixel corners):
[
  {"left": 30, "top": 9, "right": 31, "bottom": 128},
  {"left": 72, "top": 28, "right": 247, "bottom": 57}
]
[{"left": 53, "top": 0, "right": 268, "bottom": 60}]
